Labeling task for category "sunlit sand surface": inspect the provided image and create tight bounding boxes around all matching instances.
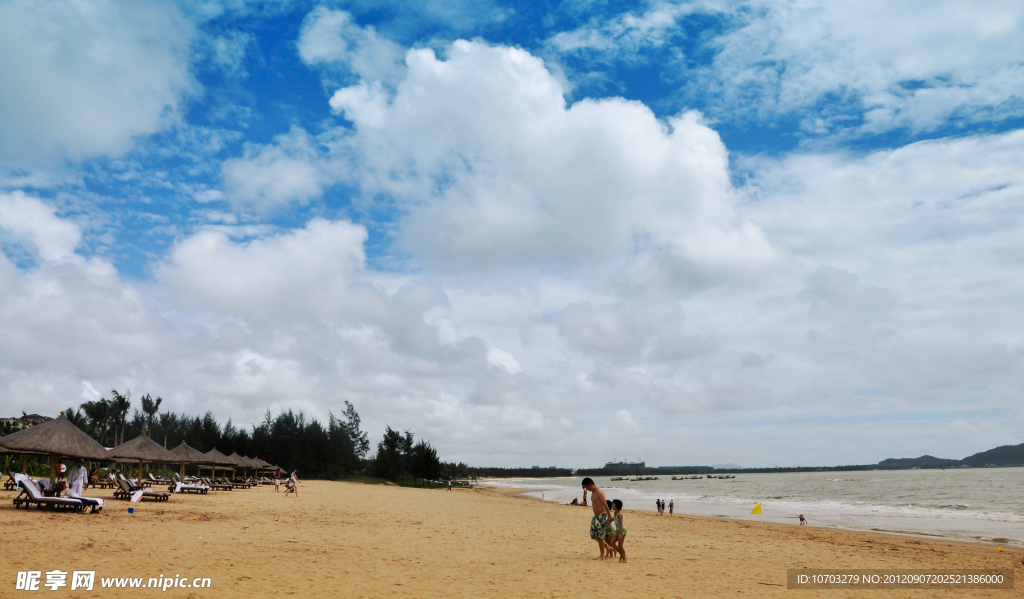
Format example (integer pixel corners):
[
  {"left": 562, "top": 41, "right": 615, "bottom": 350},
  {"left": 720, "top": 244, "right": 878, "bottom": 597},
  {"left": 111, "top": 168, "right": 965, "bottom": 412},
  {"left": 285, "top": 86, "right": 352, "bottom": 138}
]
[{"left": 1, "top": 480, "right": 1019, "bottom": 597}]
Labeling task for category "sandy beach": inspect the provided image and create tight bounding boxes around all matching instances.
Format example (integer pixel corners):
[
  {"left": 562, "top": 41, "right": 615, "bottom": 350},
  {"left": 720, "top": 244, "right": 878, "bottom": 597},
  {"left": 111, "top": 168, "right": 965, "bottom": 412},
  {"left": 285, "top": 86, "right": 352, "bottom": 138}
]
[{"left": 2, "top": 480, "right": 1020, "bottom": 598}]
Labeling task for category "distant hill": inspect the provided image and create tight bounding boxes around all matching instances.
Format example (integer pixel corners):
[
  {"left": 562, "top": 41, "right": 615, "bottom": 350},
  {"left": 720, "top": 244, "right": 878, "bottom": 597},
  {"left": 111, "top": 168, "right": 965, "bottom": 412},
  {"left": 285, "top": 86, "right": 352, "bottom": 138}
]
[
  {"left": 877, "top": 455, "right": 960, "bottom": 468},
  {"left": 877, "top": 444, "right": 1024, "bottom": 469},
  {"left": 960, "top": 443, "right": 1024, "bottom": 466}
]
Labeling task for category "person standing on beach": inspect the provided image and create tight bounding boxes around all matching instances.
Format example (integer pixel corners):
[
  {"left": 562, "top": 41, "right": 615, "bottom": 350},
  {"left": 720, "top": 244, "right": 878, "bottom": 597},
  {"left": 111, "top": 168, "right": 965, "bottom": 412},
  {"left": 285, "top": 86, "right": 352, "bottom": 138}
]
[
  {"left": 447, "top": 480, "right": 452, "bottom": 492},
  {"left": 66, "top": 459, "right": 87, "bottom": 497},
  {"left": 799, "top": 515, "right": 806, "bottom": 525},
  {"left": 669, "top": 500, "right": 674, "bottom": 515},
  {"left": 604, "top": 500, "right": 620, "bottom": 559},
  {"left": 612, "top": 499, "right": 627, "bottom": 563},
  {"left": 582, "top": 478, "right": 614, "bottom": 559}
]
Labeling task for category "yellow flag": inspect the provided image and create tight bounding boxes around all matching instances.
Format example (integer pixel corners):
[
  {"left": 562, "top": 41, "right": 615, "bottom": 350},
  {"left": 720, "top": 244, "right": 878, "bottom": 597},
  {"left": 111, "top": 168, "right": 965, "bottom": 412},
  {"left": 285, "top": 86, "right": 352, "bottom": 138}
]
[{"left": 751, "top": 503, "right": 762, "bottom": 515}]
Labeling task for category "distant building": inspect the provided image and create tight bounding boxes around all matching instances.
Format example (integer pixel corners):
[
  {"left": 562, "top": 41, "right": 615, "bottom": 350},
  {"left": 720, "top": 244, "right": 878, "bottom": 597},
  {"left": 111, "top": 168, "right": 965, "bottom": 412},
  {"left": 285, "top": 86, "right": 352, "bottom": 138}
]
[
  {"left": 605, "top": 460, "right": 645, "bottom": 469},
  {"left": 531, "top": 465, "right": 540, "bottom": 469},
  {"left": 1, "top": 413, "right": 52, "bottom": 432}
]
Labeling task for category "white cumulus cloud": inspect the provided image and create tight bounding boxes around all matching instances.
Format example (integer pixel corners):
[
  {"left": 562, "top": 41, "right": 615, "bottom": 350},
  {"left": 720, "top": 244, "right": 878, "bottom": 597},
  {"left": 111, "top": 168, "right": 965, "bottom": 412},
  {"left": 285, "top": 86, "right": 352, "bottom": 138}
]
[
  {"left": 329, "top": 40, "right": 776, "bottom": 289},
  {"left": 0, "top": 0, "right": 196, "bottom": 162}
]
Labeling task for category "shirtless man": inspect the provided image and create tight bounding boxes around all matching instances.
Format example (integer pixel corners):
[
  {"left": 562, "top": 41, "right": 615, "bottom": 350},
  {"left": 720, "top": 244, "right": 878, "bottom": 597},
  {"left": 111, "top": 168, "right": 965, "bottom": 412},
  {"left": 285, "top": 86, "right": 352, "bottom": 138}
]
[{"left": 581, "top": 478, "right": 614, "bottom": 559}]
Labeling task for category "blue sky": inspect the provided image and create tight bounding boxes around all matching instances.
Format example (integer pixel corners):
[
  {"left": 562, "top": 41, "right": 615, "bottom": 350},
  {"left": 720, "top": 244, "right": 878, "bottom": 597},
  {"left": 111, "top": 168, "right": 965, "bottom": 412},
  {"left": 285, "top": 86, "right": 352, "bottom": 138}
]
[{"left": 1, "top": 0, "right": 1023, "bottom": 467}]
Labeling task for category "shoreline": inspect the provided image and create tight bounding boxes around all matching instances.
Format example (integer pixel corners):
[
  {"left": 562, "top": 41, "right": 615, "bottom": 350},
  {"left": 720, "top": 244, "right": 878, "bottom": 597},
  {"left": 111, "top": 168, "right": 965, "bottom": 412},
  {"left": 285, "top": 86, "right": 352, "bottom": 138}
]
[
  {"left": 478, "top": 483, "right": 1018, "bottom": 550},
  {"left": 478, "top": 470, "right": 1024, "bottom": 548}
]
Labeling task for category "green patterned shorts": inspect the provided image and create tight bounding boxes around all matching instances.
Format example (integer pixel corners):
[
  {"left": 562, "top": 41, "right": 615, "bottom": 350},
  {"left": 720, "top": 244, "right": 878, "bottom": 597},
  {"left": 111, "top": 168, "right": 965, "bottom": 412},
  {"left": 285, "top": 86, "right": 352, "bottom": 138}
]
[{"left": 589, "top": 513, "right": 610, "bottom": 540}]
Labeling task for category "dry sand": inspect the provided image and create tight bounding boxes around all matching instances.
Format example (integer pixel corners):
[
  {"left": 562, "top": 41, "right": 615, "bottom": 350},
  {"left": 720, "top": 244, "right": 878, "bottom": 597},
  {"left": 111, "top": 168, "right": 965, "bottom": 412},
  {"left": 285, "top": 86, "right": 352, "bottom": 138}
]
[{"left": 1, "top": 480, "right": 1021, "bottom": 598}]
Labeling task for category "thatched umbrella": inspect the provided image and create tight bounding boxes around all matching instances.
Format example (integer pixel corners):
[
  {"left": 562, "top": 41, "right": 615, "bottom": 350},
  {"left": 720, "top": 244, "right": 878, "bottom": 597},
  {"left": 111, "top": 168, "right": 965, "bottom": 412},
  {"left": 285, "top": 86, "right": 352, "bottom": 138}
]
[
  {"left": 242, "top": 455, "right": 261, "bottom": 475},
  {"left": 203, "top": 448, "right": 234, "bottom": 482},
  {"left": 226, "top": 452, "right": 249, "bottom": 480},
  {"left": 170, "top": 442, "right": 209, "bottom": 480},
  {"left": 0, "top": 411, "right": 108, "bottom": 481},
  {"left": 252, "top": 456, "right": 274, "bottom": 470},
  {"left": 108, "top": 433, "right": 178, "bottom": 483}
]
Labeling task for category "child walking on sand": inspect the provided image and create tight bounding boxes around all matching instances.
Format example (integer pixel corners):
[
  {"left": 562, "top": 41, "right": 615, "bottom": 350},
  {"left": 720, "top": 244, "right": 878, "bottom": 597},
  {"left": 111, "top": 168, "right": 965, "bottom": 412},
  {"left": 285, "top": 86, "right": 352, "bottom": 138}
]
[
  {"left": 612, "top": 499, "right": 627, "bottom": 563},
  {"left": 581, "top": 478, "right": 614, "bottom": 559},
  {"left": 604, "top": 500, "right": 620, "bottom": 559}
]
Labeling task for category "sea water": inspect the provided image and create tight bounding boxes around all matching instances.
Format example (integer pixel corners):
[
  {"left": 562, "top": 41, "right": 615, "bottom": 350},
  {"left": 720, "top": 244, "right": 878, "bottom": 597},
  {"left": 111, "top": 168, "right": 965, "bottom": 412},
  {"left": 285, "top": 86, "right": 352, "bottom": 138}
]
[{"left": 482, "top": 468, "right": 1024, "bottom": 545}]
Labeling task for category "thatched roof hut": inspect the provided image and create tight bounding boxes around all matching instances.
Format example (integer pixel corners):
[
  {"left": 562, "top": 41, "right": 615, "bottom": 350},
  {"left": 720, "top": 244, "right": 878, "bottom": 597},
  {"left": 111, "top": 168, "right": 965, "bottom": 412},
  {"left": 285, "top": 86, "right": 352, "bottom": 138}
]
[
  {"left": 204, "top": 447, "right": 234, "bottom": 466},
  {"left": 108, "top": 433, "right": 178, "bottom": 463},
  {"left": 251, "top": 456, "right": 273, "bottom": 469},
  {"left": 170, "top": 442, "right": 212, "bottom": 479},
  {"left": 0, "top": 412, "right": 108, "bottom": 460},
  {"left": 170, "top": 442, "right": 209, "bottom": 463},
  {"left": 226, "top": 452, "right": 248, "bottom": 467}
]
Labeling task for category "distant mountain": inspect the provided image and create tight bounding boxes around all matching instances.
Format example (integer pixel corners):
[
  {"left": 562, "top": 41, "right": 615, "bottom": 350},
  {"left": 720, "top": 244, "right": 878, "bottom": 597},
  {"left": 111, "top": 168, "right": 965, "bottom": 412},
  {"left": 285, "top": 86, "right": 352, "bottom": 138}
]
[
  {"left": 877, "top": 455, "right": 960, "bottom": 468},
  {"left": 960, "top": 443, "right": 1024, "bottom": 466},
  {"left": 877, "top": 444, "right": 1024, "bottom": 469}
]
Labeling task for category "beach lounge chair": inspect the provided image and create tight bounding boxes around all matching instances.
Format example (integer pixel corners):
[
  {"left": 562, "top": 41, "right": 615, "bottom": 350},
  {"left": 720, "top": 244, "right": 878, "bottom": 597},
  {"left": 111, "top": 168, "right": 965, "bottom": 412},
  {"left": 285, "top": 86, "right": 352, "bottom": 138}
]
[
  {"left": 3, "top": 472, "right": 17, "bottom": 491},
  {"left": 10, "top": 473, "right": 100, "bottom": 512},
  {"left": 148, "top": 473, "right": 172, "bottom": 484},
  {"left": 171, "top": 473, "right": 209, "bottom": 494},
  {"left": 89, "top": 474, "right": 114, "bottom": 490},
  {"left": 201, "top": 477, "right": 233, "bottom": 491},
  {"left": 220, "top": 476, "right": 252, "bottom": 489},
  {"left": 113, "top": 475, "right": 169, "bottom": 502}
]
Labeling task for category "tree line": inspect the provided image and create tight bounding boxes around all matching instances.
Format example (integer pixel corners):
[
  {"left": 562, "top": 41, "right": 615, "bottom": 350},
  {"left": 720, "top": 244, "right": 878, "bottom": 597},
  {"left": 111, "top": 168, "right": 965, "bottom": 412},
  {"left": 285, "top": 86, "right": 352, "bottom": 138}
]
[{"left": 27, "top": 389, "right": 449, "bottom": 482}]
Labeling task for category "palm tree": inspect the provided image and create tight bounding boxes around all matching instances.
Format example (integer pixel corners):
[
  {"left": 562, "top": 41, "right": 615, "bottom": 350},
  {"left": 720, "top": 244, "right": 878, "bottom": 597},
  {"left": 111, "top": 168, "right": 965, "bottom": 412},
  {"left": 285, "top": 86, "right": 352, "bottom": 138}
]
[
  {"left": 140, "top": 394, "right": 162, "bottom": 435},
  {"left": 110, "top": 389, "right": 131, "bottom": 445},
  {"left": 80, "top": 399, "right": 112, "bottom": 445},
  {"left": 158, "top": 412, "right": 179, "bottom": 448}
]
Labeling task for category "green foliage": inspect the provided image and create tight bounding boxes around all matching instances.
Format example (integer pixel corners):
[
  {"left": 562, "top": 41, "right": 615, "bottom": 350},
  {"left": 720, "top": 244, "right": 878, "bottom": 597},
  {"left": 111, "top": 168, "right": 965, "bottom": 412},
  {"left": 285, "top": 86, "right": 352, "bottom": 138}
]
[
  {"left": 60, "top": 393, "right": 377, "bottom": 479},
  {"left": 369, "top": 427, "right": 442, "bottom": 485},
  {"left": 139, "top": 394, "right": 162, "bottom": 434},
  {"left": 370, "top": 426, "right": 413, "bottom": 481}
]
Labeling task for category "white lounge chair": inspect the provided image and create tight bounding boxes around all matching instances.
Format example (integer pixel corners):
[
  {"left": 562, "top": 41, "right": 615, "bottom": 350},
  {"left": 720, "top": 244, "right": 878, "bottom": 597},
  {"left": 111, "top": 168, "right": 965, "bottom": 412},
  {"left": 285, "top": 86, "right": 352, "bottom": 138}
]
[
  {"left": 171, "top": 473, "right": 209, "bottom": 494},
  {"left": 10, "top": 473, "right": 102, "bottom": 512},
  {"left": 114, "top": 474, "right": 169, "bottom": 502}
]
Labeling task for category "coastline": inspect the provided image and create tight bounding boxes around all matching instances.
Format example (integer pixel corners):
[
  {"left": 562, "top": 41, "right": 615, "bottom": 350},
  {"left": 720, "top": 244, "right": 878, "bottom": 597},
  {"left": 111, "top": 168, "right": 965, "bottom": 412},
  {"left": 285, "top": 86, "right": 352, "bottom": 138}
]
[
  {"left": 479, "top": 483, "right": 1009, "bottom": 551},
  {"left": 480, "top": 470, "right": 1024, "bottom": 547},
  {"left": 3, "top": 480, "right": 1020, "bottom": 597}
]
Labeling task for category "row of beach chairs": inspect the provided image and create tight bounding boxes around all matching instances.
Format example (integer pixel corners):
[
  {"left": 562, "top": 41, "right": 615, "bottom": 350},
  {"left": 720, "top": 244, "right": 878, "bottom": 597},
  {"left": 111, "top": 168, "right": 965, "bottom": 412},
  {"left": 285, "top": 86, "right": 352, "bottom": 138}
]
[{"left": 4, "top": 469, "right": 273, "bottom": 511}]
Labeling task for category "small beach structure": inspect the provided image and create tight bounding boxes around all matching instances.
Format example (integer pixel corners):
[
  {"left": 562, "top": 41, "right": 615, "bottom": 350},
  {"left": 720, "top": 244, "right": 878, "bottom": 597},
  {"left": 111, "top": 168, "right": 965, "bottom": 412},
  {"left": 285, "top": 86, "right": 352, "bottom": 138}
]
[
  {"left": 202, "top": 447, "right": 236, "bottom": 484},
  {"left": 169, "top": 442, "right": 210, "bottom": 481},
  {"left": 226, "top": 452, "right": 249, "bottom": 480},
  {"left": 0, "top": 411, "right": 109, "bottom": 482},
  {"left": 108, "top": 432, "right": 179, "bottom": 488},
  {"left": 242, "top": 455, "right": 261, "bottom": 478}
]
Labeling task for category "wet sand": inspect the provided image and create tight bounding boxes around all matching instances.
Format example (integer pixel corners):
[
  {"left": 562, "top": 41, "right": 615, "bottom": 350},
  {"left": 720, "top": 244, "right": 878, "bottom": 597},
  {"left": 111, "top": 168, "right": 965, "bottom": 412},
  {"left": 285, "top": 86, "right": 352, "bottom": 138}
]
[{"left": 1, "top": 480, "right": 1020, "bottom": 598}]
